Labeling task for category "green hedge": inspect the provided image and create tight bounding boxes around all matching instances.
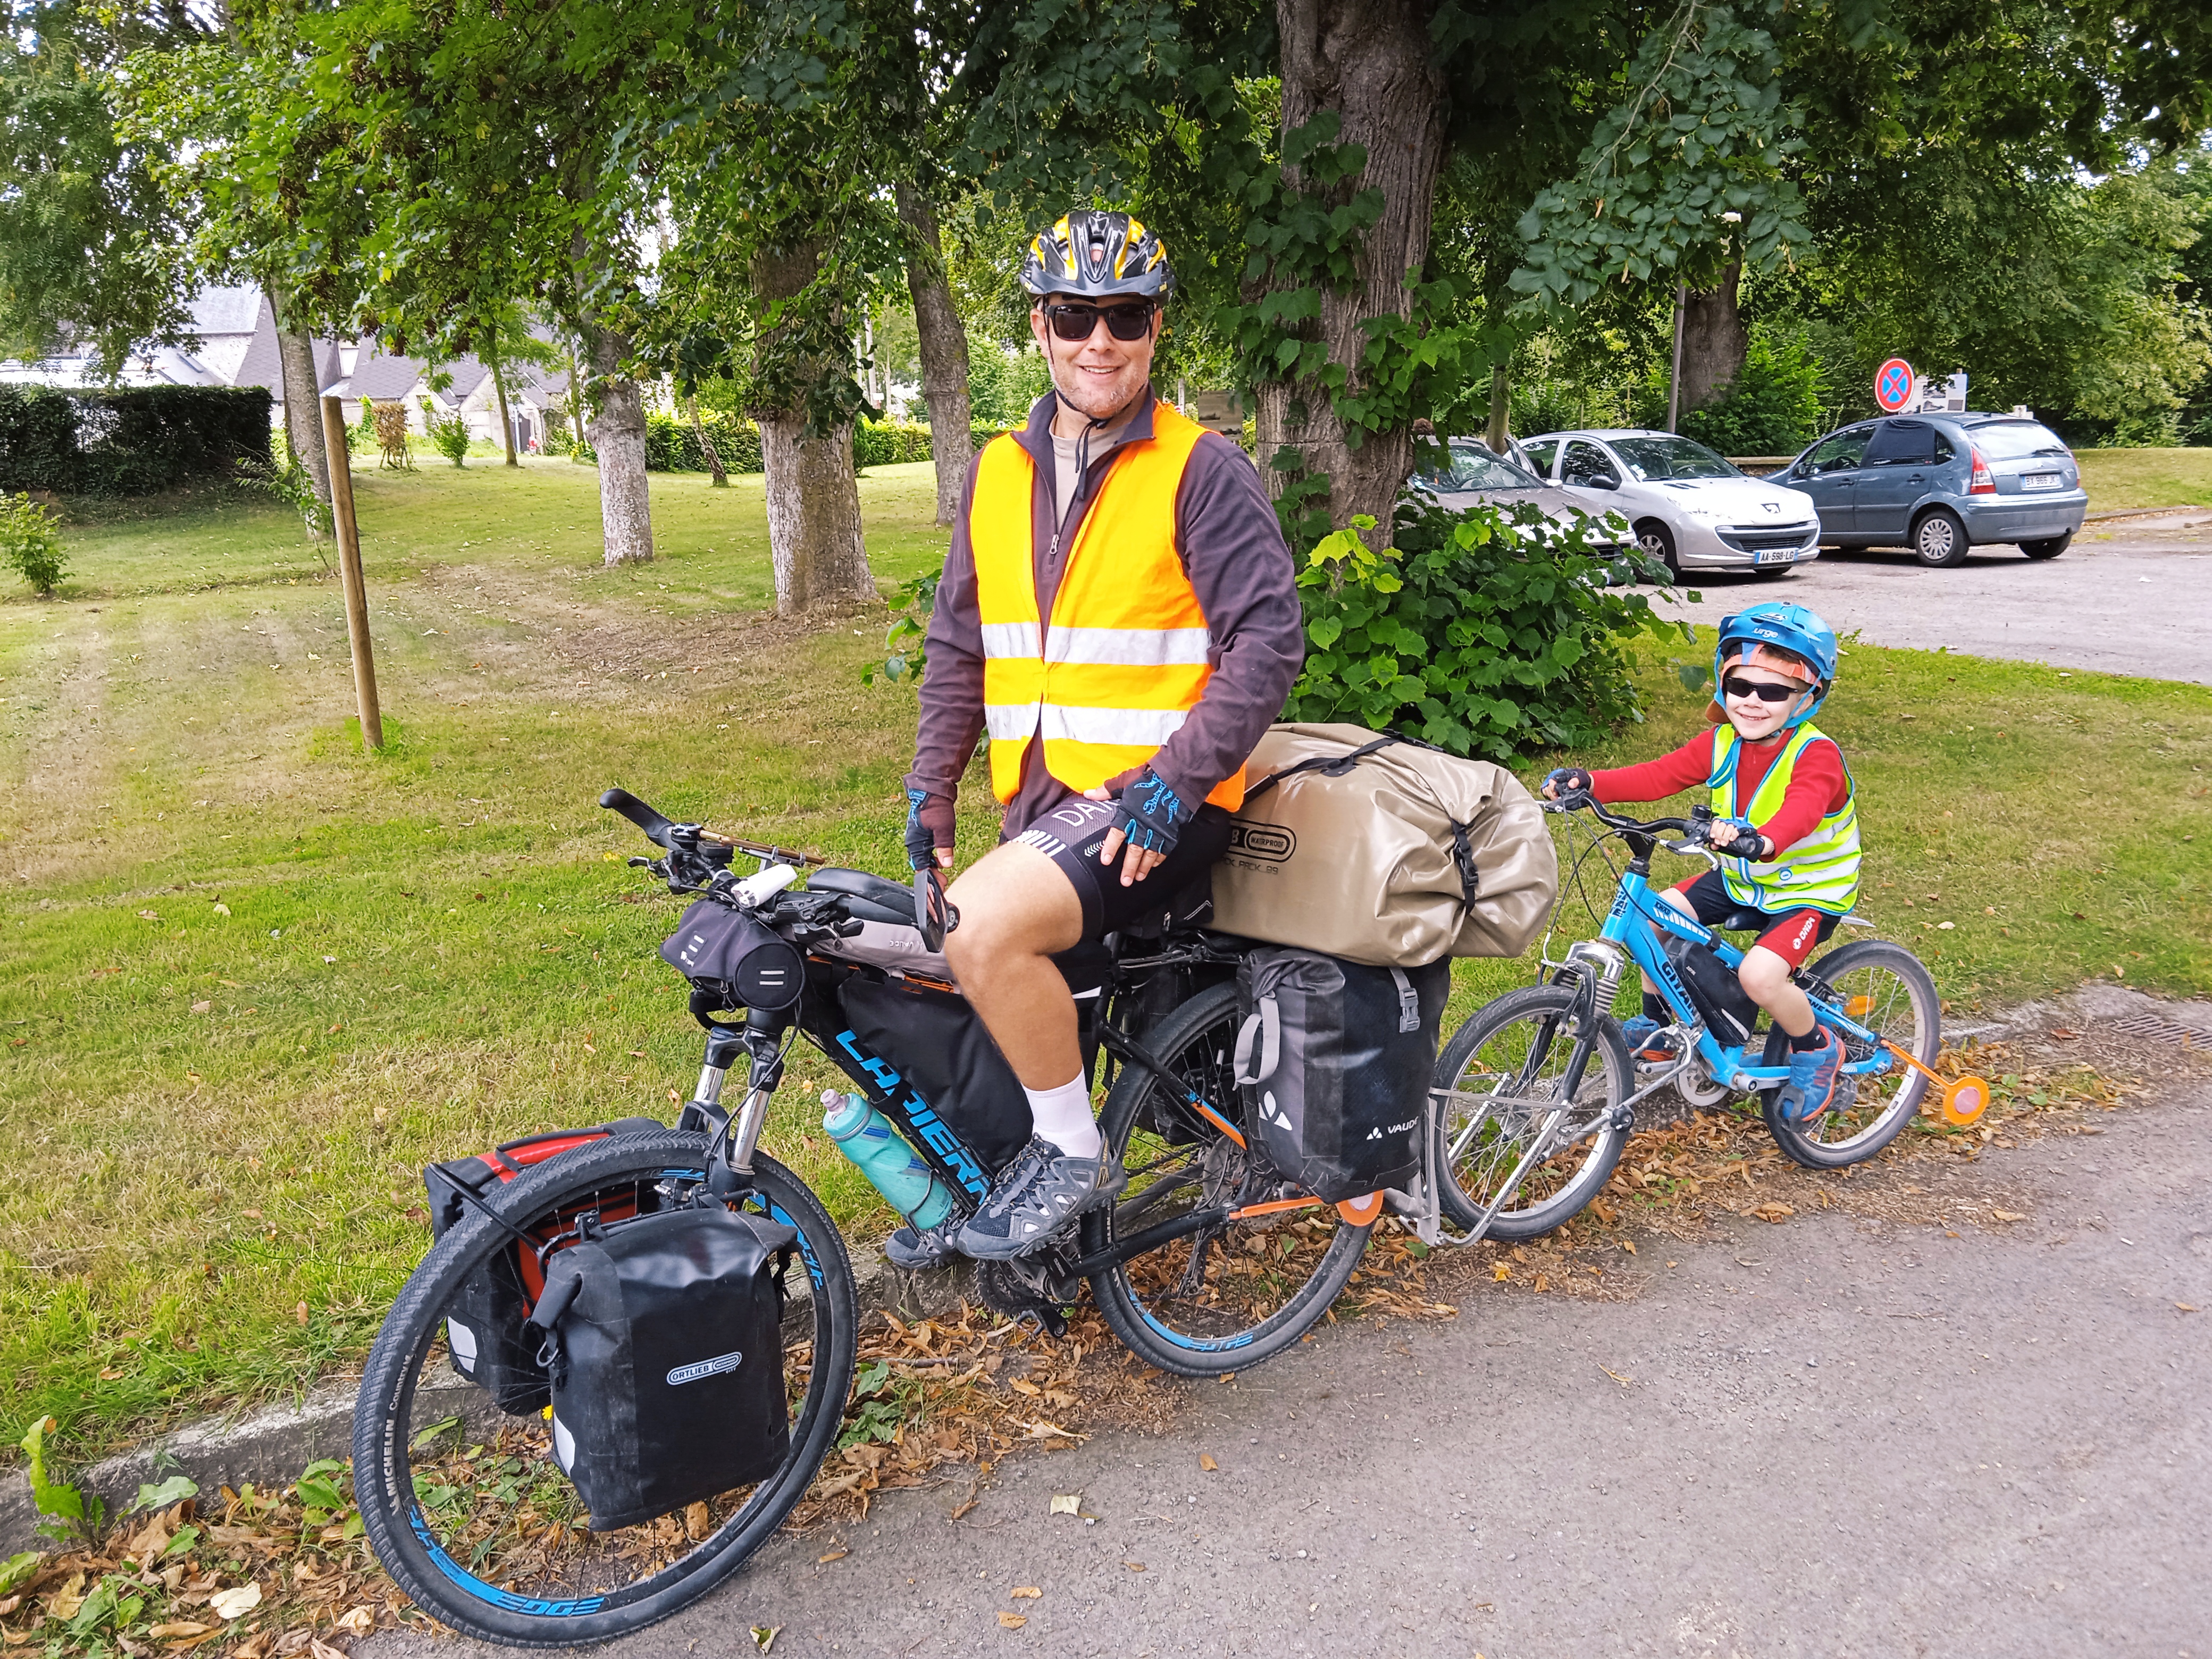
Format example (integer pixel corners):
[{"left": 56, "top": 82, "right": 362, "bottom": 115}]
[
  {"left": 640, "top": 414, "right": 990, "bottom": 474},
  {"left": 0, "top": 385, "right": 274, "bottom": 497}
]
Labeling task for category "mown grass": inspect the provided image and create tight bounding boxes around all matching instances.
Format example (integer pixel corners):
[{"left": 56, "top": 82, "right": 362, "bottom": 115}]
[
  {"left": 2074, "top": 446, "right": 2212, "bottom": 512},
  {"left": 3, "top": 457, "right": 2207, "bottom": 1465}
]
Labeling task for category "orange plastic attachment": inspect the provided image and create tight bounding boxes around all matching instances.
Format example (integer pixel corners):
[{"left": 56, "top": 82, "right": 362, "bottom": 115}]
[
  {"left": 1229, "top": 1196, "right": 1323, "bottom": 1222},
  {"left": 1880, "top": 1039, "right": 1991, "bottom": 1127},
  {"left": 1845, "top": 994, "right": 1878, "bottom": 1018},
  {"left": 1335, "top": 1192, "right": 1387, "bottom": 1226}
]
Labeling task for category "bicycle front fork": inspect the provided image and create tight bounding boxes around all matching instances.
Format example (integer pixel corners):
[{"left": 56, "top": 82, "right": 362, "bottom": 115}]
[{"left": 680, "top": 998, "right": 787, "bottom": 1177}]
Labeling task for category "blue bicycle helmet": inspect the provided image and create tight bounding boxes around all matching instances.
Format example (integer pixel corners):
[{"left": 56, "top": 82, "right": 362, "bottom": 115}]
[{"left": 1710, "top": 601, "right": 1839, "bottom": 730}]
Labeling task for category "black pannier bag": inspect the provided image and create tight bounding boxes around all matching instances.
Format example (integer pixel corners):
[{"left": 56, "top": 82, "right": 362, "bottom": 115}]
[
  {"left": 835, "top": 974, "right": 1034, "bottom": 1176},
  {"left": 526, "top": 1204, "right": 797, "bottom": 1531},
  {"left": 1660, "top": 933, "right": 1760, "bottom": 1046},
  {"left": 1231, "top": 949, "right": 1449, "bottom": 1202},
  {"left": 421, "top": 1118, "right": 666, "bottom": 1413},
  {"left": 659, "top": 899, "right": 804, "bottom": 1010}
]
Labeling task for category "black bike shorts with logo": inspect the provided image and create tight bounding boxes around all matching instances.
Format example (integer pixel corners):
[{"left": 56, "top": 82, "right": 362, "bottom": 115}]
[{"left": 1011, "top": 794, "right": 1233, "bottom": 942}]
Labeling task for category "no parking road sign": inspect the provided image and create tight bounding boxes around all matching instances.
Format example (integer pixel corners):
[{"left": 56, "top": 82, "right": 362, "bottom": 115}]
[{"left": 1875, "top": 357, "right": 1916, "bottom": 414}]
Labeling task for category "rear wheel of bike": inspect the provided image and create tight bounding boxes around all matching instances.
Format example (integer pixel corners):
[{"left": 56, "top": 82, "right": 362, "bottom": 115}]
[
  {"left": 353, "top": 1132, "right": 856, "bottom": 1647},
  {"left": 1432, "top": 984, "right": 1632, "bottom": 1241},
  {"left": 1762, "top": 940, "right": 1939, "bottom": 1169},
  {"left": 1083, "top": 982, "right": 1372, "bottom": 1378}
]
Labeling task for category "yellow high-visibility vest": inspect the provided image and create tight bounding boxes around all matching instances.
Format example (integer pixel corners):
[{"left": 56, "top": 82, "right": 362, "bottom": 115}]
[
  {"left": 1706, "top": 723, "right": 1861, "bottom": 915},
  {"left": 969, "top": 401, "right": 1245, "bottom": 810}
]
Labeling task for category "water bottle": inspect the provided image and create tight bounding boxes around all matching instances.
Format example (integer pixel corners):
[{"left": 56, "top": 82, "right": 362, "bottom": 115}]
[{"left": 820, "top": 1091, "right": 953, "bottom": 1230}]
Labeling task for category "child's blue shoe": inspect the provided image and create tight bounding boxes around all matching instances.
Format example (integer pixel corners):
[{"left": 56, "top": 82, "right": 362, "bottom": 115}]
[
  {"left": 1618, "top": 1016, "right": 1679, "bottom": 1063},
  {"left": 1775, "top": 1029, "right": 1843, "bottom": 1120}
]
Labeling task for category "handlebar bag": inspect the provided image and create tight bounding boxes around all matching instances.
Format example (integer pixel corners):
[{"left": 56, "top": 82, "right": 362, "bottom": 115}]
[
  {"left": 1232, "top": 948, "right": 1448, "bottom": 1203},
  {"left": 659, "top": 898, "right": 806, "bottom": 1012},
  {"left": 1660, "top": 933, "right": 1761, "bottom": 1047},
  {"left": 1210, "top": 724, "right": 1557, "bottom": 967},
  {"left": 528, "top": 1204, "right": 798, "bottom": 1532},
  {"left": 421, "top": 1118, "right": 668, "bottom": 1413}
]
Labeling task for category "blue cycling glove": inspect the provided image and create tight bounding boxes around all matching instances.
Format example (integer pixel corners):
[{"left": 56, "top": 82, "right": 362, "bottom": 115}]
[
  {"left": 1107, "top": 770, "right": 1189, "bottom": 858},
  {"left": 905, "top": 787, "right": 953, "bottom": 870},
  {"left": 1712, "top": 816, "right": 1769, "bottom": 859},
  {"left": 1544, "top": 767, "right": 1594, "bottom": 799}
]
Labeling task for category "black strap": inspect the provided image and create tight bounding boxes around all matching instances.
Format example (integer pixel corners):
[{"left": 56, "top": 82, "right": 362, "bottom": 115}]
[
  {"left": 1448, "top": 819, "right": 1482, "bottom": 906},
  {"left": 424, "top": 1161, "right": 542, "bottom": 1251},
  {"left": 1239, "top": 734, "right": 1402, "bottom": 801}
]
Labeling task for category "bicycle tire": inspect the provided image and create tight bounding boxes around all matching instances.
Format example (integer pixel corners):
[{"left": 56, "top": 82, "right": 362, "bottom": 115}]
[
  {"left": 1761, "top": 940, "right": 1939, "bottom": 1169},
  {"left": 1431, "top": 984, "right": 1632, "bottom": 1241},
  {"left": 1082, "top": 982, "right": 1371, "bottom": 1378},
  {"left": 353, "top": 1132, "right": 857, "bottom": 1646}
]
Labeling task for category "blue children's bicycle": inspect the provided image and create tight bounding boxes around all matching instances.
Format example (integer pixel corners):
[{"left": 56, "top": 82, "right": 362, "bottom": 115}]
[{"left": 1428, "top": 793, "right": 1989, "bottom": 1243}]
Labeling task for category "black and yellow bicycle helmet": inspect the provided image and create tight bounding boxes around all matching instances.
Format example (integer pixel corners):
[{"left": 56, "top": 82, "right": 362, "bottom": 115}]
[{"left": 1019, "top": 209, "right": 1176, "bottom": 301}]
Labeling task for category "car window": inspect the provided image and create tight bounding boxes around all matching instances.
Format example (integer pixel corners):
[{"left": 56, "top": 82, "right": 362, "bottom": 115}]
[
  {"left": 1966, "top": 421, "right": 2072, "bottom": 460},
  {"left": 1521, "top": 438, "right": 1560, "bottom": 478},
  {"left": 1933, "top": 430, "right": 1956, "bottom": 463},
  {"left": 1608, "top": 434, "right": 1739, "bottom": 481},
  {"left": 1803, "top": 428, "right": 1870, "bottom": 475},
  {"left": 1444, "top": 442, "right": 1544, "bottom": 491},
  {"left": 1863, "top": 419, "right": 1937, "bottom": 466},
  {"left": 1561, "top": 440, "right": 1620, "bottom": 487}
]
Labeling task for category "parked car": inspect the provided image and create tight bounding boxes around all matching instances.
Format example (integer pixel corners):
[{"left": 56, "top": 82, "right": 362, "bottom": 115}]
[
  {"left": 1519, "top": 430, "right": 1821, "bottom": 579},
  {"left": 1407, "top": 437, "right": 1630, "bottom": 554},
  {"left": 1774, "top": 413, "right": 2085, "bottom": 566}
]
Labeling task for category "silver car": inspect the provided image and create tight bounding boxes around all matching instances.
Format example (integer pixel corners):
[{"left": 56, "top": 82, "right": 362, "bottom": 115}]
[
  {"left": 1521, "top": 429, "right": 1822, "bottom": 579},
  {"left": 1408, "top": 437, "right": 1630, "bottom": 554}
]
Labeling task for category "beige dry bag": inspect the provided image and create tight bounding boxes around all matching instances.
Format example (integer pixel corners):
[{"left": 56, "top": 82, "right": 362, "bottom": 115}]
[{"left": 1209, "top": 724, "right": 1556, "bottom": 968}]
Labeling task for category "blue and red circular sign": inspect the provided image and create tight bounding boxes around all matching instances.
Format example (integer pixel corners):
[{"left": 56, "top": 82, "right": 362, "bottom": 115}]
[{"left": 1875, "top": 357, "right": 1916, "bottom": 414}]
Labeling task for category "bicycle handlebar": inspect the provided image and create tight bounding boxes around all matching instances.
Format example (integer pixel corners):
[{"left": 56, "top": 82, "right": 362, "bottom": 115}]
[
  {"left": 600, "top": 787, "right": 675, "bottom": 848},
  {"left": 1542, "top": 790, "right": 1714, "bottom": 843}
]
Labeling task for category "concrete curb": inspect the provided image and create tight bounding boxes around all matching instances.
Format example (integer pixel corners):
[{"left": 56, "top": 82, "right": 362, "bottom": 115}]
[{"left": 2083, "top": 506, "right": 2212, "bottom": 524}]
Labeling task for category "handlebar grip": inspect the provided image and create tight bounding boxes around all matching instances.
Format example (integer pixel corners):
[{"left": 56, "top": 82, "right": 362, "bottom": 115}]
[{"left": 599, "top": 787, "right": 674, "bottom": 848}]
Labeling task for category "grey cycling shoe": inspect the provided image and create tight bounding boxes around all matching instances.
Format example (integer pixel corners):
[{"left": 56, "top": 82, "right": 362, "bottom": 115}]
[
  {"left": 954, "top": 1135, "right": 1126, "bottom": 1262},
  {"left": 882, "top": 1220, "right": 963, "bottom": 1271}
]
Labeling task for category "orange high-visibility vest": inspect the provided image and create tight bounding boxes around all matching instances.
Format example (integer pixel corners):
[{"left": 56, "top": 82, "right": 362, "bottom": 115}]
[{"left": 970, "top": 401, "right": 1245, "bottom": 811}]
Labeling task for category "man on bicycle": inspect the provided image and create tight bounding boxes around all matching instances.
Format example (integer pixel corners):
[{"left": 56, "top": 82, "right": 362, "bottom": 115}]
[{"left": 898, "top": 210, "right": 1304, "bottom": 1266}]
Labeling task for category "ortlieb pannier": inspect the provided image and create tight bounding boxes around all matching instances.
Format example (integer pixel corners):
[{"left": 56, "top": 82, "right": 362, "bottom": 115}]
[
  {"left": 526, "top": 1204, "right": 796, "bottom": 1531},
  {"left": 421, "top": 1118, "right": 666, "bottom": 1412},
  {"left": 1232, "top": 948, "right": 1449, "bottom": 1202},
  {"left": 1210, "top": 724, "right": 1556, "bottom": 967}
]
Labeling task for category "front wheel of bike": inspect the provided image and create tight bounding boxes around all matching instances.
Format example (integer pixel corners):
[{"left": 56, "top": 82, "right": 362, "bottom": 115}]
[
  {"left": 1762, "top": 940, "right": 1940, "bottom": 1169},
  {"left": 1083, "top": 982, "right": 1372, "bottom": 1378},
  {"left": 353, "top": 1132, "right": 857, "bottom": 1647},
  {"left": 1432, "top": 984, "right": 1633, "bottom": 1241}
]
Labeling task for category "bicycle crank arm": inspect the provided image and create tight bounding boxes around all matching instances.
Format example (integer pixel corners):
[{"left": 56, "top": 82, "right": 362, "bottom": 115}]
[{"left": 1067, "top": 1204, "right": 1232, "bottom": 1277}]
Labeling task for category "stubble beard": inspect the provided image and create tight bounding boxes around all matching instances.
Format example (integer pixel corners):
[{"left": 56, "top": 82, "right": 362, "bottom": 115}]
[{"left": 1049, "top": 353, "right": 1149, "bottom": 425}]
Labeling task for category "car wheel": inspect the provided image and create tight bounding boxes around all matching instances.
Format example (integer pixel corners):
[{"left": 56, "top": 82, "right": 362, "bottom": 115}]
[
  {"left": 1912, "top": 507, "right": 1968, "bottom": 567},
  {"left": 1635, "top": 520, "right": 1681, "bottom": 579},
  {"left": 2020, "top": 531, "right": 2071, "bottom": 560}
]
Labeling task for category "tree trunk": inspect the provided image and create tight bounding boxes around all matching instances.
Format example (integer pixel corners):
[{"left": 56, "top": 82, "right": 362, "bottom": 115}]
[
  {"left": 490, "top": 353, "right": 518, "bottom": 466},
  {"left": 269, "top": 286, "right": 332, "bottom": 509},
  {"left": 753, "top": 238, "right": 877, "bottom": 613},
  {"left": 1484, "top": 363, "right": 1510, "bottom": 454},
  {"left": 563, "top": 339, "right": 589, "bottom": 450},
  {"left": 896, "top": 187, "right": 974, "bottom": 527},
  {"left": 1679, "top": 260, "right": 1748, "bottom": 414},
  {"left": 689, "top": 396, "right": 728, "bottom": 486},
  {"left": 1254, "top": 0, "right": 1448, "bottom": 538},
  {"left": 580, "top": 318, "right": 655, "bottom": 566}
]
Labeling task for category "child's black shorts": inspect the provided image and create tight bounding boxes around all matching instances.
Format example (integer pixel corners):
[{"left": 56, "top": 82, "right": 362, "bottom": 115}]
[{"left": 1671, "top": 869, "right": 1841, "bottom": 968}]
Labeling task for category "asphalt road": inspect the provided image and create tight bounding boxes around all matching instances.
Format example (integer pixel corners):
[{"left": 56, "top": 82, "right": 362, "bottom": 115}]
[
  {"left": 373, "top": 1076, "right": 2212, "bottom": 1659},
  {"left": 1651, "top": 509, "right": 2212, "bottom": 685}
]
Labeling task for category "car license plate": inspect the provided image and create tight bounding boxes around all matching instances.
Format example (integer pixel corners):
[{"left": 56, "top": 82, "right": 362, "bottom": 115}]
[
  {"left": 2022, "top": 473, "right": 2061, "bottom": 491},
  {"left": 1755, "top": 548, "right": 1795, "bottom": 565}
]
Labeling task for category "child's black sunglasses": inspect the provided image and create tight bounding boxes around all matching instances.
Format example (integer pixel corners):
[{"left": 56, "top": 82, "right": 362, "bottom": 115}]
[
  {"left": 1044, "top": 301, "right": 1155, "bottom": 343},
  {"left": 1721, "top": 674, "right": 1805, "bottom": 703}
]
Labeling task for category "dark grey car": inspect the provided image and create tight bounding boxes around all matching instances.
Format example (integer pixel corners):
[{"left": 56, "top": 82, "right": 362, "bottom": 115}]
[
  {"left": 1408, "top": 437, "right": 1629, "bottom": 552},
  {"left": 1777, "top": 413, "right": 2087, "bottom": 566}
]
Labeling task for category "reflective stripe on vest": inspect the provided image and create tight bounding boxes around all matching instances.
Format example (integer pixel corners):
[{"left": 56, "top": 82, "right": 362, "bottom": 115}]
[
  {"left": 1706, "top": 723, "right": 1861, "bottom": 915},
  {"left": 969, "top": 401, "right": 1246, "bottom": 809}
]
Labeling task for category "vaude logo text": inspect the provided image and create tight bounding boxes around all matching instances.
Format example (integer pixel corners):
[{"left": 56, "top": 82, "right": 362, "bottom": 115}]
[{"left": 667, "top": 1349, "right": 745, "bottom": 1386}]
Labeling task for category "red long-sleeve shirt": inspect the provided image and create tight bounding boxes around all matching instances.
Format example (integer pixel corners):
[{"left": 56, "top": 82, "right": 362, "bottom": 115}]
[{"left": 1591, "top": 728, "right": 1849, "bottom": 854}]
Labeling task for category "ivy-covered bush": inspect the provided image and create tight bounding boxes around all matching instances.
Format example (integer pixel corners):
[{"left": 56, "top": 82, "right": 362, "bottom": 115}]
[
  {"left": 1284, "top": 498, "right": 1682, "bottom": 761},
  {"left": 0, "top": 385, "right": 273, "bottom": 496},
  {"left": 1, "top": 492, "right": 69, "bottom": 596}
]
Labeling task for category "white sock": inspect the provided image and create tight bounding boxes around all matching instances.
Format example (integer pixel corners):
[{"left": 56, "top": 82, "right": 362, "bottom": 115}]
[{"left": 1024, "top": 1075, "right": 1100, "bottom": 1159}]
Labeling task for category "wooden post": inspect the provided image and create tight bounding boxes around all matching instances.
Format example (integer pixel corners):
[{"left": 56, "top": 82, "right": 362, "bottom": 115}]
[{"left": 320, "top": 397, "right": 384, "bottom": 753}]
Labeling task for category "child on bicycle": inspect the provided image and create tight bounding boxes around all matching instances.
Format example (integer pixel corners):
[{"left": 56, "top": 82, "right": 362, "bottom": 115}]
[{"left": 1541, "top": 601, "right": 1858, "bottom": 1120}]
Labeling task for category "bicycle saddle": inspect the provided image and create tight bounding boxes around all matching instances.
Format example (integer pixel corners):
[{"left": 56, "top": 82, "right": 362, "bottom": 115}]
[{"left": 806, "top": 867, "right": 916, "bottom": 927}]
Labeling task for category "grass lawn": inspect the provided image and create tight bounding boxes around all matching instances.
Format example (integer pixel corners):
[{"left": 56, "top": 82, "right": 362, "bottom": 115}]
[
  {"left": 2074, "top": 446, "right": 2212, "bottom": 512},
  {"left": 4, "top": 455, "right": 2209, "bottom": 1464}
]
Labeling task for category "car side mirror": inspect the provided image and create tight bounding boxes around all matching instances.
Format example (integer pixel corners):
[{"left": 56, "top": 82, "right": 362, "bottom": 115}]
[{"left": 1586, "top": 475, "right": 1618, "bottom": 490}]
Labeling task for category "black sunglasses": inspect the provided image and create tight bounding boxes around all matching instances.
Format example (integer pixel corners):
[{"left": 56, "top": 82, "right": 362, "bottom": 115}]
[
  {"left": 1044, "top": 301, "right": 1155, "bottom": 343},
  {"left": 1721, "top": 674, "right": 1805, "bottom": 704}
]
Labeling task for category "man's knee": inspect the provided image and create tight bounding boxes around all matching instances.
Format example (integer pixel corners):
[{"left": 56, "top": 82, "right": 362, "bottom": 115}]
[{"left": 942, "top": 847, "right": 1080, "bottom": 977}]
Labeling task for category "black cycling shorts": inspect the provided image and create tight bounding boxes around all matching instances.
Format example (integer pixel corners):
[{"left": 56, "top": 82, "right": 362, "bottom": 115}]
[
  {"left": 1011, "top": 796, "right": 1234, "bottom": 943},
  {"left": 1673, "top": 868, "right": 1840, "bottom": 969}
]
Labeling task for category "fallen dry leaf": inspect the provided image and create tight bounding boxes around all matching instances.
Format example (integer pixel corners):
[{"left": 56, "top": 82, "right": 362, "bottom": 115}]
[
  {"left": 310, "top": 1639, "right": 347, "bottom": 1659},
  {"left": 148, "top": 1624, "right": 210, "bottom": 1640},
  {"left": 998, "top": 1612, "right": 1027, "bottom": 1629},
  {"left": 208, "top": 1583, "right": 263, "bottom": 1621},
  {"left": 2179, "top": 1304, "right": 2199, "bottom": 1314},
  {"left": 1198, "top": 1454, "right": 1218, "bottom": 1472},
  {"left": 749, "top": 1627, "right": 780, "bottom": 1654},
  {"left": 1124, "top": 1562, "right": 1146, "bottom": 1573},
  {"left": 1010, "top": 1586, "right": 1041, "bottom": 1599},
  {"left": 1620, "top": 1238, "right": 1637, "bottom": 1255},
  {"left": 1048, "top": 1494, "right": 1080, "bottom": 1515},
  {"left": 816, "top": 1548, "right": 848, "bottom": 1564},
  {"left": 1491, "top": 1263, "right": 1510, "bottom": 1282},
  {"left": 334, "top": 1605, "right": 375, "bottom": 1636},
  {"left": 1751, "top": 1202, "right": 1795, "bottom": 1224},
  {"left": 1992, "top": 1209, "right": 2027, "bottom": 1222}
]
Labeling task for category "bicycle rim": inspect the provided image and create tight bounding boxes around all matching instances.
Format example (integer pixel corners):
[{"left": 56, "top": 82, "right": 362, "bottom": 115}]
[
  {"left": 353, "top": 1134, "right": 856, "bottom": 1646},
  {"left": 1433, "top": 985, "right": 1629, "bottom": 1240},
  {"left": 1764, "top": 942, "right": 1938, "bottom": 1167},
  {"left": 1084, "top": 982, "right": 1369, "bottom": 1377}
]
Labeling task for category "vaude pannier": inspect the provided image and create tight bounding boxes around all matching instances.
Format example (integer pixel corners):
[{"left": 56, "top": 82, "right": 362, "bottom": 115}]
[
  {"left": 527, "top": 1204, "right": 796, "bottom": 1531},
  {"left": 1233, "top": 948, "right": 1449, "bottom": 1202},
  {"left": 1210, "top": 724, "right": 1556, "bottom": 968}
]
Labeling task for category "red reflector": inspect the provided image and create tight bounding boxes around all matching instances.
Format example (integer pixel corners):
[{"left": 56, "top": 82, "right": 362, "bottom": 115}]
[{"left": 1968, "top": 446, "right": 1996, "bottom": 495}]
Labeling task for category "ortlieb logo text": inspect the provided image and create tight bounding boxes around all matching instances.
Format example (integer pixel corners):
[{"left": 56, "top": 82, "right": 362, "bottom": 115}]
[
  {"left": 667, "top": 1350, "right": 745, "bottom": 1386},
  {"left": 1226, "top": 823, "right": 1296, "bottom": 863}
]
